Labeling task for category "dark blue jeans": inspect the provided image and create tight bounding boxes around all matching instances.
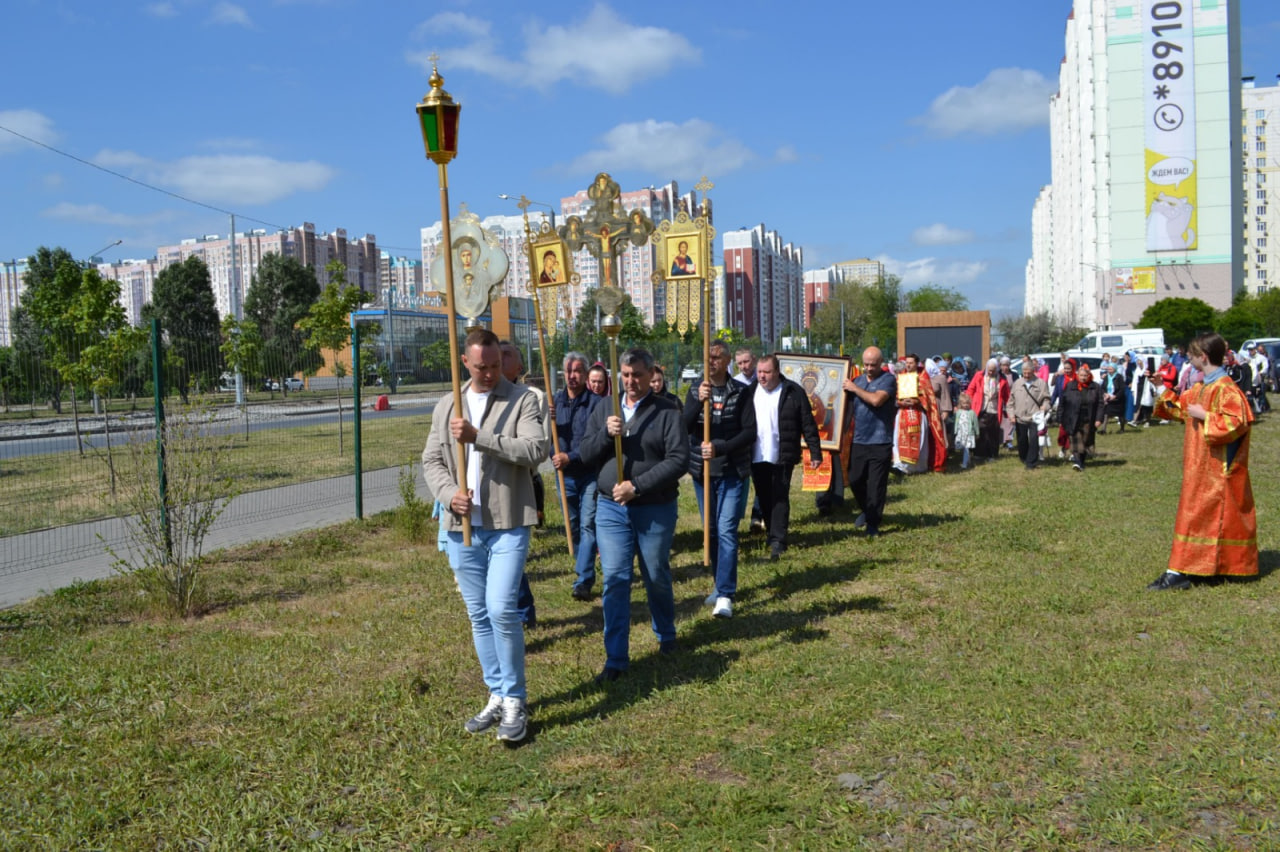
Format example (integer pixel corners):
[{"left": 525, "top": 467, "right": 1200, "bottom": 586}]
[
  {"left": 595, "top": 497, "right": 678, "bottom": 671},
  {"left": 561, "top": 471, "right": 599, "bottom": 590}
]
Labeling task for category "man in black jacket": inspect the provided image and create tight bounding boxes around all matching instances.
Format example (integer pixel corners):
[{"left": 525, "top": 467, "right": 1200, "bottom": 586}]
[
  {"left": 749, "top": 354, "right": 823, "bottom": 561},
  {"left": 684, "top": 340, "right": 757, "bottom": 618},
  {"left": 579, "top": 347, "right": 689, "bottom": 683}
]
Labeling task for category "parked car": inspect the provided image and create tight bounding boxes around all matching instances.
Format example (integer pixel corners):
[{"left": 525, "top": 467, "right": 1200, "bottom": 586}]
[
  {"left": 680, "top": 364, "right": 700, "bottom": 382},
  {"left": 283, "top": 377, "right": 304, "bottom": 392}
]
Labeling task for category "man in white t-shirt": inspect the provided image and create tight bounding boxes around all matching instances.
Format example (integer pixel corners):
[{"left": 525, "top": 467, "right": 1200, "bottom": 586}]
[
  {"left": 749, "top": 354, "right": 824, "bottom": 561},
  {"left": 422, "top": 329, "right": 547, "bottom": 743}
]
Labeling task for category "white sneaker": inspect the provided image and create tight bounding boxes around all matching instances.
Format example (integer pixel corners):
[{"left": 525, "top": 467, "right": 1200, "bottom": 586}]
[
  {"left": 713, "top": 596, "right": 733, "bottom": 618},
  {"left": 705, "top": 591, "right": 717, "bottom": 606},
  {"left": 464, "top": 693, "right": 503, "bottom": 734},
  {"left": 495, "top": 696, "right": 527, "bottom": 742}
]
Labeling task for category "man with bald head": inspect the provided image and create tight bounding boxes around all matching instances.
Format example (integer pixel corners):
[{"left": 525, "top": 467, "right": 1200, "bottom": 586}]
[{"left": 843, "top": 346, "right": 897, "bottom": 538}]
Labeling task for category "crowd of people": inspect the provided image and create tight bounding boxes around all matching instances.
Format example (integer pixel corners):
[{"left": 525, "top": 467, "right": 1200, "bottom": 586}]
[{"left": 422, "top": 331, "right": 1259, "bottom": 743}]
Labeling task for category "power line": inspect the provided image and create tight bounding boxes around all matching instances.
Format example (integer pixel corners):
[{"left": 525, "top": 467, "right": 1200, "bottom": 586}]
[
  {"left": 0, "top": 122, "right": 424, "bottom": 256},
  {"left": 0, "top": 122, "right": 285, "bottom": 231}
]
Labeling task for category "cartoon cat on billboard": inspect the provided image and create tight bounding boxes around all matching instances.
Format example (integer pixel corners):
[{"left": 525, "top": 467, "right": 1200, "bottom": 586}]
[{"left": 1146, "top": 192, "right": 1196, "bottom": 250}]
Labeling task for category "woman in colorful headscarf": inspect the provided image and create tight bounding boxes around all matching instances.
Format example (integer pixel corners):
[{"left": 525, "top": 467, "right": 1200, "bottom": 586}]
[
  {"left": 1051, "top": 357, "right": 1077, "bottom": 459},
  {"left": 1059, "top": 362, "right": 1104, "bottom": 471}
]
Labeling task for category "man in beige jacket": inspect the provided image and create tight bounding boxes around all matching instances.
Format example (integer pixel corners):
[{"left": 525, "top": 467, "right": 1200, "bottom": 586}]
[
  {"left": 422, "top": 329, "right": 547, "bottom": 743},
  {"left": 1008, "top": 357, "right": 1051, "bottom": 471}
]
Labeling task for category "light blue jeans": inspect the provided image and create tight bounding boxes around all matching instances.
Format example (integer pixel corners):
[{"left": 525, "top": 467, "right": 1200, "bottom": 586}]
[
  {"left": 446, "top": 526, "right": 531, "bottom": 700},
  {"left": 692, "top": 470, "right": 746, "bottom": 599},
  {"left": 595, "top": 497, "right": 678, "bottom": 671}
]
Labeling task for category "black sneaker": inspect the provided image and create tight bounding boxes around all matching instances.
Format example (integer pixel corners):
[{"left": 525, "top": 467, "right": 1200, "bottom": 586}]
[
  {"left": 495, "top": 697, "right": 527, "bottom": 742},
  {"left": 571, "top": 584, "right": 594, "bottom": 602},
  {"left": 1146, "top": 571, "right": 1192, "bottom": 591},
  {"left": 593, "top": 666, "right": 625, "bottom": 684},
  {"left": 658, "top": 639, "right": 679, "bottom": 655}
]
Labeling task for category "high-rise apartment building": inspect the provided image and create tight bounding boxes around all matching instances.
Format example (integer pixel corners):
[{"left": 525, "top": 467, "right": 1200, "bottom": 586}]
[
  {"left": 378, "top": 253, "right": 426, "bottom": 309},
  {"left": 833, "top": 258, "right": 884, "bottom": 285},
  {"left": 1242, "top": 76, "right": 1280, "bottom": 295},
  {"left": 721, "top": 225, "right": 805, "bottom": 346},
  {"left": 1, "top": 258, "right": 27, "bottom": 346},
  {"left": 1027, "top": 0, "right": 1243, "bottom": 328},
  {"left": 83, "top": 223, "right": 376, "bottom": 325},
  {"left": 803, "top": 268, "right": 837, "bottom": 328}
]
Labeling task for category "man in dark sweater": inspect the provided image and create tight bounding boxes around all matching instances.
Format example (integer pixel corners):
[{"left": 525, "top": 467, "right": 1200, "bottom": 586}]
[
  {"left": 685, "top": 340, "right": 757, "bottom": 618},
  {"left": 748, "top": 354, "right": 823, "bottom": 561},
  {"left": 550, "top": 351, "right": 604, "bottom": 600},
  {"left": 579, "top": 347, "right": 689, "bottom": 683}
]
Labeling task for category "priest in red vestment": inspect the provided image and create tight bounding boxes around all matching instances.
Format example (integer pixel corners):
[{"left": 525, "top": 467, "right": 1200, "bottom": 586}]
[
  {"left": 1148, "top": 332, "right": 1258, "bottom": 590},
  {"left": 892, "top": 354, "right": 948, "bottom": 474}
]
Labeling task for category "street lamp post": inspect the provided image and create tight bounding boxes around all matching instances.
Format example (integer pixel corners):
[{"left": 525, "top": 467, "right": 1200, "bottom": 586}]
[
  {"left": 416, "top": 58, "right": 472, "bottom": 545},
  {"left": 1081, "top": 261, "right": 1111, "bottom": 329},
  {"left": 499, "top": 194, "right": 556, "bottom": 229}
]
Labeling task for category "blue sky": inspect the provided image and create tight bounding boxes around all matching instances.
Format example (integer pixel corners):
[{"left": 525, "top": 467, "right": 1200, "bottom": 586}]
[{"left": 2, "top": 1, "right": 1278, "bottom": 317}]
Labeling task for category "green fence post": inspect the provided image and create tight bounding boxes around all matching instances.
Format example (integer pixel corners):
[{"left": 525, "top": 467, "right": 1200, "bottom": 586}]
[
  {"left": 150, "top": 318, "right": 172, "bottom": 561},
  {"left": 352, "top": 321, "right": 363, "bottom": 520}
]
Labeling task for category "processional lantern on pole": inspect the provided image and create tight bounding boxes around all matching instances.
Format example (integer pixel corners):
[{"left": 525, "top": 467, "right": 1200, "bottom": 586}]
[
  {"left": 416, "top": 56, "right": 473, "bottom": 544},
  {"left": 653, "top": 175, "right": 716, "bottom": 566},
  {"left": 520, "top": 196, "right": 578, "bottom": 557}
]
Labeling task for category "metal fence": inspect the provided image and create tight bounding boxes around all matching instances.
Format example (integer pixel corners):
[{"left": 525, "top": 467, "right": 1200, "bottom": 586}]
[{"left": 0, "top": 318, "right": 435, "bottom": 582}]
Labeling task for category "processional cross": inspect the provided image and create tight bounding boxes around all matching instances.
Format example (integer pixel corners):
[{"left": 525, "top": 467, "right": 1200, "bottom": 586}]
[{"left": 559, "top": 172, "right": 654, "bottom": 289}]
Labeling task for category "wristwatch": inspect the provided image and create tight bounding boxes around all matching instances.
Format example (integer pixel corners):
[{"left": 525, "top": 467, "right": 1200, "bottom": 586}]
[{"left": 632, "top": 483, "right": 641, "bottom": 498}]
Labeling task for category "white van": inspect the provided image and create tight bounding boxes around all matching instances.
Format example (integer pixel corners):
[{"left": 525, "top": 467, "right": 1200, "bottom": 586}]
[{"left": 1069, "top": 328, "right": 1165, "bottom": 357}]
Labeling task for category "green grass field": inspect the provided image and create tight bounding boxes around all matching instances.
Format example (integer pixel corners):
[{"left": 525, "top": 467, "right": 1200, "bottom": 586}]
[{"left": 2, "top": 421, "right": 1278, "bottom": 849}]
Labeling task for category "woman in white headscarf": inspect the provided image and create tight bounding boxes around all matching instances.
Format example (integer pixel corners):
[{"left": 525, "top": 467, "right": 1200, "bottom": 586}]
[{"left": 965, "top": 358, "right": 1010, "bottom": 460}]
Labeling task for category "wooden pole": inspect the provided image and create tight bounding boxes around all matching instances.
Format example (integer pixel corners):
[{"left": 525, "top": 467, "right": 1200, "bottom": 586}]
[
  {"left": 608, "top": 332, "right": 624, "bottom": 485},
  {"left": 531, "top": 287, "right": 574, "bottom": 558},
  {"left": 437, "top": 162, "right": 471, "bottom": 546},
  {"left": 701, "top": 278, "right": 711, "bottom": 567}
]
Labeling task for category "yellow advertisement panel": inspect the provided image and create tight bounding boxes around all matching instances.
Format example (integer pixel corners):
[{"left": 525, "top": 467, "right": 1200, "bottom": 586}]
[
  {"left": 1143, "top": 0, "right": 1197, "bottom": 251},
  {"left": 1115, "top": 266, "right": 1157, "bottom": 296}
]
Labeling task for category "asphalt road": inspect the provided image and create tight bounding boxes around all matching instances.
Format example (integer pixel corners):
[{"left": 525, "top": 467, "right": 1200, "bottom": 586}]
[{"left": 0, "top": 396, "right": 440, "bottom": 460}]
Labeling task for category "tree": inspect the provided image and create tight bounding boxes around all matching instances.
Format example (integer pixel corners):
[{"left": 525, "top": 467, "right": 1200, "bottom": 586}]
[
  {"left": 808, "top": 281, "right": 873, "bottom": 354},
  {"left": 143, "top": 255, "right": 222, "bottom": 403},
  {"left": 570, "top": 288, "right": 650, "bottom": 361},
  {"left": 1138, "top": 297, "right": 1217, "bottom": 347},
  {"left": 904, "top": 284, "right": 969, "bottom": 314},
  {"left": 11, "top": 246, "right": 79, "bottom": 413},
  {"left": 1215, "top": 296, "right": 1264, "bottom": 349},
  {"left": 44, "top": 267, "right": 138, "bottom": 456},
  {"left": 297, "top": 260, "right": 370, "bottom": 454},
  {"left": 243, "top": 253, "right": 321, "bottom": 393},
  {"left": 63, "top": 273, "right": 147, "bottom": 491}
]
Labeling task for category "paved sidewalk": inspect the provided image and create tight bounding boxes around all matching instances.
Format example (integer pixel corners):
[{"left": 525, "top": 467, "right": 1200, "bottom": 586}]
[{"left": 0, "top": 466, "right": 428, "bottom": 610}]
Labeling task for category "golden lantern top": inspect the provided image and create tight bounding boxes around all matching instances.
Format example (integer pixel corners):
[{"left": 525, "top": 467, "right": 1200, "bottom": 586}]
[{"left": 417, "top": 57, "right": 461, "bottom": 165}]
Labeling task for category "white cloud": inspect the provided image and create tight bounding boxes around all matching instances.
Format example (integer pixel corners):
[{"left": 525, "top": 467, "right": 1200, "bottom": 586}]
[
  {"left": 41, "top": 202, "right": 178, "bottom": 227},
  {"left": 911, "top": 223, "right": 976, "bottom": 246},
  {"left": 774, "top": 145, "right": 799, "bottom": 163},
  {"left": 408, "top": 4, "right": 699, "bottom": 95},
  {"left": 565, "top": 119, "right": 754, "bottom": 180},
  {"left": 912, "top": 68, "right": 1054, "bottom": 137},
  {"left": 93, "top": 149, "right": 336, "bottom": 204},
  {"left": 0, "top": 109, "right": 60, "bottom": 153},
  {"left": 209, "top": 2, "right": 252, "bottom": 28},
  {"left": 877, "top": 254, "right": 988, "bottom": 288},
  {"left": 145, "top": 3, "right": 178, "bottom": 18}
]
